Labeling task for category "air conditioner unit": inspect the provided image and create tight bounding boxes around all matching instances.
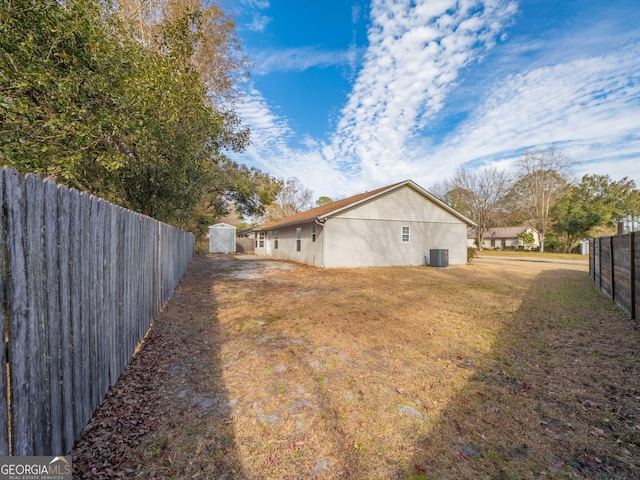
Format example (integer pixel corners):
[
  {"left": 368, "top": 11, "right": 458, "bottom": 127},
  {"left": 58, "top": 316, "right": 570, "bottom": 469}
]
[{"left": 429, "top": 249, "right": 449, "bottom": 267}]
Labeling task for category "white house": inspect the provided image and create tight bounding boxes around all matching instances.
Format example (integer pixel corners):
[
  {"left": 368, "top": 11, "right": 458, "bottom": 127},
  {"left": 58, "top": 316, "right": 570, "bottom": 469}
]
[
  {"left": 467, "top": 226, "right": 540, "bottom": 250},
  {"left": 252, "top": 180, "right": 475, "bottom": 268}
]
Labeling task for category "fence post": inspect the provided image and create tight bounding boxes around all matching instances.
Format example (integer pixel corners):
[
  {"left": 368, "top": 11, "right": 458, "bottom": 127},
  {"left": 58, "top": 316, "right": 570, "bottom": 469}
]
[
  {"left": 610, "top": 236, "right": 615, "bottom": 301},
  {"left": 631, "top": 231, "right": 636, "bottom": 320},
  {"left": 591, "top": 238, "right": 595, "bottom": 282}
]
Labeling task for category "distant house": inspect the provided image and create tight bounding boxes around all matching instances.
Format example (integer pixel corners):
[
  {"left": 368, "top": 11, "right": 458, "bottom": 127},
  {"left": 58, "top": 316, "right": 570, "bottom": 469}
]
[
  {"left": 252, "top": 180, "right": 475, "bottom": 268},
  {"left": 237, "top": 227, "right": 255, "bottom": 238},
  {"left": 467, "top": 226, "right": 540, "bottom": 250}
]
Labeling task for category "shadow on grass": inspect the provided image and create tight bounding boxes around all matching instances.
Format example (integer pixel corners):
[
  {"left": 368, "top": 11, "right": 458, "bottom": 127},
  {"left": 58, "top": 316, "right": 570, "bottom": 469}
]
[
  {"left": 72, "top": 255, "right": 246, "bottom": 479},
  {"left": 407, "top": 267, "right": 640, "bottom": 479},
  {"left": 73, "top": 258, "right": 640, "bottom": 479}
]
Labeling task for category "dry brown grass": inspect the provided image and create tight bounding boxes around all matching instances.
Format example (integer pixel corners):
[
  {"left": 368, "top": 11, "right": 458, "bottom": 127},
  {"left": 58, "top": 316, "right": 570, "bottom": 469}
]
[
  {"left": 73, "top": 254, "right": 640, "bottom": 479},
  {"left": 476, "top": 250, "right": 588, "bottom": 262}
]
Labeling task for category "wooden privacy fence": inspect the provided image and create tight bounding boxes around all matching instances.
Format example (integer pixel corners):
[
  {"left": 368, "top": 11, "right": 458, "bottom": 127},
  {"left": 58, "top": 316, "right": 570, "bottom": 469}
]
[
  {"left": 0, "top": 166, "right": 195, "bottom": 456},
  {"left": 236, "top": 237, "right": 255, "bottom": 253},
  {"left": 589, "top": 232, "right": 638, "bottom": 320}
]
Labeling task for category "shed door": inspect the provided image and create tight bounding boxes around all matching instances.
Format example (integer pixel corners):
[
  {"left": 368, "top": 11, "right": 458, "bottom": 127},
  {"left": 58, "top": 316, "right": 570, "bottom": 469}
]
[{"left": 266, "top": 232, "right": 272, "bottom": 254}]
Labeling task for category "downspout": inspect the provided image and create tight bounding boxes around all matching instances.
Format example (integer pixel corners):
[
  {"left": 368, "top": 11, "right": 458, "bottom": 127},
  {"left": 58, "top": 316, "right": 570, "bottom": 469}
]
[{"left": 315, "top": 218, "right": 326, "bottom": 268}]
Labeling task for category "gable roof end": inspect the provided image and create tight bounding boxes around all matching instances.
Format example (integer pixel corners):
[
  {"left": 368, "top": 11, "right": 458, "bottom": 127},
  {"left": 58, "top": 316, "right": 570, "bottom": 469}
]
[{"left": 255, "top": 180, "right": 476, "bottom": 231}]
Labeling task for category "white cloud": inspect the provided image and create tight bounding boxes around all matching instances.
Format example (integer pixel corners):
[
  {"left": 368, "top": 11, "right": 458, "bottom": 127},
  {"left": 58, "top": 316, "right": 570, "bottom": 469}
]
[
  {"left": 232, "top": 86, "right": 356, "bottom": 198},
  {"left": 327, "top": 0, "right": 518, "bottom": 183},
  {"left": 231, "top": 0, "right": 519, "bottom": 197},
  {"left": 428, "top": 43, "right": 640, "bottom": 180},
  {"left": 237, "top": 0, "right": 270, "bottom": 10},
  {"left": 231, "top": 0, "right": 640, "bottom": 199},
  {"left": 248, "top": 14, "right": 271, "bottom": 32},
  {"left": 252, "top": 47, "right": 358, "bottom": 75}
]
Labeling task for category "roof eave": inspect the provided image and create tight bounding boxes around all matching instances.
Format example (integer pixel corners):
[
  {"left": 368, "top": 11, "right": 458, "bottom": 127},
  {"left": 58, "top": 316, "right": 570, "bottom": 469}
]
[{"left": 254, "top": 217, "right": 319, "bottom": 231}]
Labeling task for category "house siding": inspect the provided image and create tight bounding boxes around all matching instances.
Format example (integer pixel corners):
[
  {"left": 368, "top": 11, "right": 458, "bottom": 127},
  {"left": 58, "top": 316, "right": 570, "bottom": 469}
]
[
  {"left": 256, "top": 222, "right": 324, "bottom": 266},
  {"left": 323, "top": 217, "right": 467, "bottom": 268},
  {"left": 317, "top": 185, "right": 467, "bottom": 267},
  {"left": 335, "top": 186, "right": 459, "bottom": 223}
]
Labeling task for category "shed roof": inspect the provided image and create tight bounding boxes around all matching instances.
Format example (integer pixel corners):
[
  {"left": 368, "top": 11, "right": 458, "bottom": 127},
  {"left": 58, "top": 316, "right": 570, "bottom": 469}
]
[
  {"left": 255, "top": 180, "right": 475, "bottom": 231},
  {"left": 209, "top": 222, "right": 236, "bottom": 229}
]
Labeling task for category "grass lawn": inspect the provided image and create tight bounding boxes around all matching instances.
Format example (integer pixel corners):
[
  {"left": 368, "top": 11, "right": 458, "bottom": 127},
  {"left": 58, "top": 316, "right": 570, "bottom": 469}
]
[
  {"left": 476, "top": 249, "right": 589, "bottom": 262},
  {"left": 73, "top": 255, "right": 639, "bottom": 479}
]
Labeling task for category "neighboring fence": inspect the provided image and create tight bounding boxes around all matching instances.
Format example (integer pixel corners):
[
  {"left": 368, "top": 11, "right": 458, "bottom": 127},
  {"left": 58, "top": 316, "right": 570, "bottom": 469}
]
[
  {"left": 236, "top": 237, "right": 255, "bottom": 253},
  {"left": 0, "top": 166, "right": 195, "bottom": 456},
  {"left": 589, "top": 233, "right": 638, "bottom": 320}
]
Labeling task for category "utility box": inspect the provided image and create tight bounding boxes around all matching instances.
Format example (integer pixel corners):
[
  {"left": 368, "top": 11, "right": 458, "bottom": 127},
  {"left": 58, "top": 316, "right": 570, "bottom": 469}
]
[
  {"left": 429, "top": 248, "right": 449, "bottom": 267},
  {"left": 208, "top": 223, "right": 236, "bottom": 253}
]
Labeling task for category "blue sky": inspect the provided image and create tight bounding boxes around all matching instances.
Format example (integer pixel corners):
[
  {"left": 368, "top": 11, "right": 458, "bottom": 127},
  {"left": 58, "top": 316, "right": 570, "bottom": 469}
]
[{"left": 226, "top": 0, "right": 640, "bottom": 200}]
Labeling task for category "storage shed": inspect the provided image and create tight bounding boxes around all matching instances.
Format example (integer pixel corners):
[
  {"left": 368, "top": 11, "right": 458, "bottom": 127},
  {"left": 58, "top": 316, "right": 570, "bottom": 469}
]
[{"left": 208, "top": 223, "right": 236, "bottom": 253}]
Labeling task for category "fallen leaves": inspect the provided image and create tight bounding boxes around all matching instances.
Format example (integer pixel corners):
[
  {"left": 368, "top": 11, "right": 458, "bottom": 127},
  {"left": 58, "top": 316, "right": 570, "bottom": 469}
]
[
  {"left": 266, "top": 455, "right": 280, "bottom": 467},
  {"left": 72, "top": 329, "right": 168, "bottom": 479}
]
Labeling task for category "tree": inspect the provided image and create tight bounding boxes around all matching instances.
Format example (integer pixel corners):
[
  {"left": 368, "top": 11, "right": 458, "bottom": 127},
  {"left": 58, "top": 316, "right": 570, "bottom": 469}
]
[
  {"left": 110, "top": 0, "right": 251, "bottom": 221},
  {"left": 552, "top": 175, "right": 640, "bottom": 252},
  {"left": 1, "top": 0, "right": 135, "bottom": 185},
  {"left": 606, "top": 177, "right": 640, "bottom": 231},
  {"left": 1, "top": 0, "right": 255, "bottom": 227},
  {"left": 439, "top": 166, "right": 511, "bottom": 251},
  {"left": 177, "top": 159, "right": 281, "bottom": 233},
  {"left": 116, "top": 0, "right": 247, "bottom": 100},
  {"left": 625, "top": 189, "right": 640, "bottom": 232},
  {"left": 510, "top": 146, "right": 573, "bottom": 252},
  {"left": 316, "top": 196, "right": 333, "bottom": 207},
  {"left": 263, "top": 178, "right": 313, "bottom": 222},
  {"left": 517, "top": 230, "right": 536, "bottom": 249}
]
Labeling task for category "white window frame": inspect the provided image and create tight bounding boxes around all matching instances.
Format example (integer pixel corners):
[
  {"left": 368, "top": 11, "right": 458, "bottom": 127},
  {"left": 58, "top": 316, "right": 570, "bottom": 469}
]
[
  {"left": 274, "top": 231, "right": 279, "bottom": 249},
  {"left": 258, "top": 232, "right": 265, "bottom": 248},
  {"left": 312, "top": 225, "right": 316, "bottom": 242},
  {"left": 401, "top": 226, "right": 410, "bottom": 243},
  {"left": 296, "top": 227, "right": 302, "bottom": 251}
]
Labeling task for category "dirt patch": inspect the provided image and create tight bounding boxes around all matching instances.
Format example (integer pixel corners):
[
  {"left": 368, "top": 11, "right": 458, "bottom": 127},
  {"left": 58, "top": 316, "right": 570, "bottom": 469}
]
[{"left": 72, "top": 254, "right": 640, "bottom": 479}]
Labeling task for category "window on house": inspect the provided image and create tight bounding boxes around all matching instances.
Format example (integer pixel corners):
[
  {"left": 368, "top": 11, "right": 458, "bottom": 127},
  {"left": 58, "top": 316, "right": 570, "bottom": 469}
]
[
  {"left": 491, "top": 237, "right": 496, "bottom": 247},
  {"left": 274, "top": 231, "right": 279, "bottom": 249},
  {"left": 501, "top": 239, "right": 506, "bottom": 248},
  {"left": 401, "top": 226, "right": 410, "bottom": 243},
  {"left": 312, "top": 225, "right": 316, "bottom": 242},
  {"left": 296, "top": 227, "right": 301, "bottom": 252},
  {"left": 259, "top": 232, "right": 265, "bottom": 248}
]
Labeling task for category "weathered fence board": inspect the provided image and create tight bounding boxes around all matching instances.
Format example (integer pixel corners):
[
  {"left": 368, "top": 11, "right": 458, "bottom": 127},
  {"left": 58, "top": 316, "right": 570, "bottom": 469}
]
[
  {"left": 1, "top": 166, "right": 194, "bottom": 456},
  {"left": 590, "top": 232, "right": 638, "bottom": 319},
  {"left": 69, "top": 187, "right": 83, "bottom": 442},
  {"left": 57, "top": 184, "right": 75, "bottom": 453},
  {"left": 0, "top": 169, "right": 8, "bottom": 456},
  {"left": 78, "top": 190, "right": 91, "bottom": 435},
  {"left": 44, "top": 179, "right": 62, "bottom": 454},
  {"left": 26, "top": 174, "right": 47, "bottom": 455},
  {"left": 5, "top": 168, "right": 30, "bottom": 456}
]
